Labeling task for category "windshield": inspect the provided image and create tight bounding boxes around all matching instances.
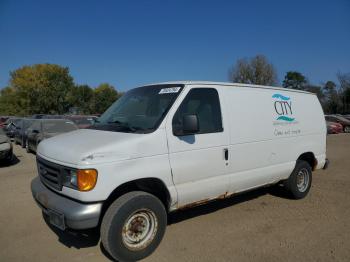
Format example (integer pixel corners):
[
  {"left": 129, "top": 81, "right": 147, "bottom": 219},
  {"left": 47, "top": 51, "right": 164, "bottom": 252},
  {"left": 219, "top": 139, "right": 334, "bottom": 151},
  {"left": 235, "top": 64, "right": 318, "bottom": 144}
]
[
  {"left": 43, "top": 121, "right": 77, "bottom": 133},
  {"left": 23, "top": 120, "right": 35, "bottom": 129},
  {"left": 5, "top": 118, "right": 18, "bottom": 125},
  {"left": 93, "top": 85, "right": 183, "bottom": 133}
]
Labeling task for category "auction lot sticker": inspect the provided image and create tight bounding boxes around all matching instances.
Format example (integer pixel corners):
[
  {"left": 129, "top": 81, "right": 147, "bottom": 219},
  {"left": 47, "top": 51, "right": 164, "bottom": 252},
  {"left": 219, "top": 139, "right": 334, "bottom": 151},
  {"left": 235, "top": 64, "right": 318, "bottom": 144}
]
[{"left": 159, "top": 87, "right": 181, "bottom": 94}]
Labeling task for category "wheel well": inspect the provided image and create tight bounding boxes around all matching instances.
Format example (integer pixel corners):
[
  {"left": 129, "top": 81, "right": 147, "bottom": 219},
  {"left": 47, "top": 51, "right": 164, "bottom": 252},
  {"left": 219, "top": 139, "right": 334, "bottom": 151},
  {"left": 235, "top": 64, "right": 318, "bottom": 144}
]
[
  {"left": 298, "top": 152, "right": 317, "bottom": 170},
  {"left": 100, "top": 178, "right": 171, "bottom": 223}
]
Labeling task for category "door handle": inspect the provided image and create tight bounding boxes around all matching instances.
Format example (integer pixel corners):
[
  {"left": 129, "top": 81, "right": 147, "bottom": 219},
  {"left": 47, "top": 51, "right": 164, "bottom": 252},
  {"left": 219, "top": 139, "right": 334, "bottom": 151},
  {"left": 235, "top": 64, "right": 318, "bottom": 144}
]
[{"left": 224, "top": 148, "right": 229, "bottom": 161}]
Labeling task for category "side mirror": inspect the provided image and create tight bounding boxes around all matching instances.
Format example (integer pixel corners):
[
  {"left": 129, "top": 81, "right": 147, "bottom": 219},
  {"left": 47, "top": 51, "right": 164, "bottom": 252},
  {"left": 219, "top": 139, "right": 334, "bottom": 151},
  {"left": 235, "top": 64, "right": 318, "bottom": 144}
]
[{"left": 182, "top": 114, "right": 199, "bottom": 135}]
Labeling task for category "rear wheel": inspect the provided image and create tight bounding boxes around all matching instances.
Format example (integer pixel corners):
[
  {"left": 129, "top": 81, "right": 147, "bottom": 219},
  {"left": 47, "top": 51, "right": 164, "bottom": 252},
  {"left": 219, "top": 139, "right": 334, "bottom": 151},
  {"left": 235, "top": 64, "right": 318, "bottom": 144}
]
[
  {"left": 344, "top": 126, "right": 350, "bottom": 133},
  {"left": 284, "top": 160, "right": 312, "bottom": 199},
  {"left": 101, "top": 191, "right": 167, "bottom": 262}
]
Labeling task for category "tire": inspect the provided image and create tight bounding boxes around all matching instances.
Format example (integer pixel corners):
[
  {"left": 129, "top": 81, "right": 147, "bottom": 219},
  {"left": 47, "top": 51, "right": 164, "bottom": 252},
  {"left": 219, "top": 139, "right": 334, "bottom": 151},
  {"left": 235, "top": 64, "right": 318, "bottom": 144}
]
[
  {"left": 284, "top": 160, "right": 312, "bottom": 199},
  {"left": 6, "top": 150, "right": 13, "bottom": 164},
  {"left": 101, "top": 191, "right": 167, "bottom": 262},
  {"left": 344, "top": 126, "right": 350, "bottom": 133}
]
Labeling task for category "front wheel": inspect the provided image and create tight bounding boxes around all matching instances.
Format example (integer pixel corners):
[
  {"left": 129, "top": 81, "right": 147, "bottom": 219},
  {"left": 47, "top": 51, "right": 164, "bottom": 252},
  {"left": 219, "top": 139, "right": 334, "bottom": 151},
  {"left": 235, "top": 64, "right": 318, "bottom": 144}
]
[
  {"left": 284, "top": 160, "right": 312, "bottom": 199},
  {"left": 344, "top": 126, "right": 350, "bottom": 133},
  {"left": 101, "top": 191, "right": 167, "bottom": 262}
]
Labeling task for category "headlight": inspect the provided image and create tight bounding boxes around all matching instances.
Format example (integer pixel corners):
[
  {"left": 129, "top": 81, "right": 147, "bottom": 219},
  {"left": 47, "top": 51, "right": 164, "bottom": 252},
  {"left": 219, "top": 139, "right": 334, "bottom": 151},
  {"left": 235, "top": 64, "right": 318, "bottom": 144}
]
[
  {"left": 63, "top": 169, "right": 98, "bottom": 191},
  {"left": 69, "top": 170, "right": 78, "bottom": 187}
]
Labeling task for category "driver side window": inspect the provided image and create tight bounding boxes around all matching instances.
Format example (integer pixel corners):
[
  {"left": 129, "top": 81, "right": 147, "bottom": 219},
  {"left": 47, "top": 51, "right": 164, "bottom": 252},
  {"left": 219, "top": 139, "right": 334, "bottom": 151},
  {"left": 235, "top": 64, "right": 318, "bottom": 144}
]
[{"left": 172, "top": 88, "right": 223, "bottom": 135}]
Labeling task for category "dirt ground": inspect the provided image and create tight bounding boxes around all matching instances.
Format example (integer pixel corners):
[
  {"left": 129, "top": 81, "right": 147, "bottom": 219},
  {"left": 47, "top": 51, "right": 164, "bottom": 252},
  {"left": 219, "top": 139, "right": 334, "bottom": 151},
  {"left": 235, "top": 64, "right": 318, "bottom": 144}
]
[{"left": 0, "top": 134, "right": 349, "bottom": 262}]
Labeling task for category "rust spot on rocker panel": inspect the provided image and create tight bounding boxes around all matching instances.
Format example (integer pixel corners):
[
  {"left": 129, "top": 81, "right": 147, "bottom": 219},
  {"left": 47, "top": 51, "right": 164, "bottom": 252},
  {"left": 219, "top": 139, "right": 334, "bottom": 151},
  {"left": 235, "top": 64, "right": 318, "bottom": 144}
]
[
  {"left": 177, "top": 191, "right": 235, "bottom": 210},
  {"left": 177, "top": 199, "right": 210, "bottom": 210}
]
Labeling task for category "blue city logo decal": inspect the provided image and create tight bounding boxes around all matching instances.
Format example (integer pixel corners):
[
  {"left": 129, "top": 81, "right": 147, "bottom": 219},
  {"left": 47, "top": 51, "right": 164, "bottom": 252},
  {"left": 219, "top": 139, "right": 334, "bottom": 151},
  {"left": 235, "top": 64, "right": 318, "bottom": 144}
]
[{"left": 272, "top": 93, "right": 295, "bottom": 122}]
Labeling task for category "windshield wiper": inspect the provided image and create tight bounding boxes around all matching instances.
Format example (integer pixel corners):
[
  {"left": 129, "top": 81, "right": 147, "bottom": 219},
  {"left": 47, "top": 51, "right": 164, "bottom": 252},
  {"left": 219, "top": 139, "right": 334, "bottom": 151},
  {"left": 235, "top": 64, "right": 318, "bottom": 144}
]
[{"left": 107, "top": 121, "right": 139, "bottom": 132}]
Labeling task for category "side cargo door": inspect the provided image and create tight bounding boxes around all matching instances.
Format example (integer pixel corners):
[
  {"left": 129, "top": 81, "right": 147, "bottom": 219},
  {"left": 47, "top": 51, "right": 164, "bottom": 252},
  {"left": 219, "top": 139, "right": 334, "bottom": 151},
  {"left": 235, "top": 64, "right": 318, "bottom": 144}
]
[{"left": 165, "top": 86, "right": 230, "bottom": 208}]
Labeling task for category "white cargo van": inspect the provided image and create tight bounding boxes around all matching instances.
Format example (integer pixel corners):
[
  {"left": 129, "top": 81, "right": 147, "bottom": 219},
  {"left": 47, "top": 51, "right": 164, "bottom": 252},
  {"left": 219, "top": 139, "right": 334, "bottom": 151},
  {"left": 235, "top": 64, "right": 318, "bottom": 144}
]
[{"left": 31, "top": 81, "right": 328, "bottom": 261}]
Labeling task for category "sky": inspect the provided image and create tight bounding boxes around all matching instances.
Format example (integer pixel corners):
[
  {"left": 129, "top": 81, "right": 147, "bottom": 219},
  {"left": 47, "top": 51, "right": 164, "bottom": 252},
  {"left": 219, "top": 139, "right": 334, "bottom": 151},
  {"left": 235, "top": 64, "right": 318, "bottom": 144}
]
[{"left": 0, "top": 0, "right": 349, "bottom": 91}]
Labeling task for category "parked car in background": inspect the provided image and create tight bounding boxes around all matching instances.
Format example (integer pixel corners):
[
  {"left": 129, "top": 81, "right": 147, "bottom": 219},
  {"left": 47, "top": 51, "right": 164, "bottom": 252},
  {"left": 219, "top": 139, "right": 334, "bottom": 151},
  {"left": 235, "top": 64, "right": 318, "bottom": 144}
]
[
  {"left": 0, "top": 128, "right": 13, "bottom": 164},
  {"left": 31, "top": 114, "right": 46, "bottom": 119},
  {"left": 342, "top": 115, "right": 350, "bottom": 121},
  {"left": 14, "top": 118, "right": 36, "bottom": 148},
  {"left": 43, "top": 115, "right": 66, "bottom": 119},
  {"left": 65, "top": 115, "right": 97, "bottom": 128},
  {"left": 326, "top": 121, "right": 343, "bottom": 134},
  {"left": 325, "top": 115, "right": 350, "bottom": 133},
  {"left": 31, "top": 114, "right": 65, "bottom": 119},
  {"left": 0, "top": 116, "right": 10, "bottom": 129},
  {"left": 26, "top": 119, "right": 78, "bottom": 153},
  {"left": 4, "top": 118, "right": 22, "bottom": 138}
]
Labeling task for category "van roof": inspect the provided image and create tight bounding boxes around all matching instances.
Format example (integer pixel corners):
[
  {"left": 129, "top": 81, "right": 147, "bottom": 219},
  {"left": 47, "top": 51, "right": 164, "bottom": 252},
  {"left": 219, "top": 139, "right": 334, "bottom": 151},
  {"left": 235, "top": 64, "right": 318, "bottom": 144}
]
[{"left": 143, "top": 81, "right": 314, "bottom": 95}]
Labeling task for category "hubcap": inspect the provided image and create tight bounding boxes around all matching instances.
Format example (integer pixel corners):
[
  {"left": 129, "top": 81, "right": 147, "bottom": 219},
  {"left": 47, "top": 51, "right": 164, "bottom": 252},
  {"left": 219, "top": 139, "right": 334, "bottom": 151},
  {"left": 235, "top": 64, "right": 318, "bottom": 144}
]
[
  {"left": 122, "top": 209, "right": 158, "bottom": 251},
  {"left": 296, "top": 168, "right": 310, "bottom": 192}
]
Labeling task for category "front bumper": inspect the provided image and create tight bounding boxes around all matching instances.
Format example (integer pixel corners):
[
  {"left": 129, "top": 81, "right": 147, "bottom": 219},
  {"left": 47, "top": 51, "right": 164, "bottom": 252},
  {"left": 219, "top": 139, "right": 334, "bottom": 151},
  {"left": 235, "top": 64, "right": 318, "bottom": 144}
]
[{"left": 31, "top": 177, "right": 103, "bottom": 230}]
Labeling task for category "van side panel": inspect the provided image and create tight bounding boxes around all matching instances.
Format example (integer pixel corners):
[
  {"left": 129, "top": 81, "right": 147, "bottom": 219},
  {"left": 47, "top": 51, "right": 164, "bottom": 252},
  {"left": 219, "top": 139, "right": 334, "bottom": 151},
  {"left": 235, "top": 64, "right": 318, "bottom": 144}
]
[{"left": 223, "top": 86, "right": 326, "bottom": 193}]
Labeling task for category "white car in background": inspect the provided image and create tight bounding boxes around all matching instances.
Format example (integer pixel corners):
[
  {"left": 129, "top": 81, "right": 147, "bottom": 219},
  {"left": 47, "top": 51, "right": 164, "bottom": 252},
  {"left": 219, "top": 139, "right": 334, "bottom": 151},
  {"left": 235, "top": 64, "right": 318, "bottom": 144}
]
[{"left": 0, "top": 128, "right": 13, "bottom": 164}]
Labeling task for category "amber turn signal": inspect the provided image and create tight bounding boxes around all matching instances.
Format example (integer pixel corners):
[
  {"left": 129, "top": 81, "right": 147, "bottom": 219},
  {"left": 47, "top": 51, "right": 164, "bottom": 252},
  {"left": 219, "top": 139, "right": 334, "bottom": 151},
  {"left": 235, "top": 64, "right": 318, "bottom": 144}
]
[{"left": 77, "top": 169, "right": 98, "bottom": 191}]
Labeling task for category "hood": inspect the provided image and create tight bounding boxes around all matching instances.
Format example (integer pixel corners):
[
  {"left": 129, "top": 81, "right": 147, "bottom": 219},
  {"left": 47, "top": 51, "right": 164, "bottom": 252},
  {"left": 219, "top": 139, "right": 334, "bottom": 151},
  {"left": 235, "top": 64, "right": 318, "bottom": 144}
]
[
  {"left": 37, "top": 128, "right": 167, "bottom": 166},
  {"left": 0, "top": 135, "right": 9, "bottom": 144}
]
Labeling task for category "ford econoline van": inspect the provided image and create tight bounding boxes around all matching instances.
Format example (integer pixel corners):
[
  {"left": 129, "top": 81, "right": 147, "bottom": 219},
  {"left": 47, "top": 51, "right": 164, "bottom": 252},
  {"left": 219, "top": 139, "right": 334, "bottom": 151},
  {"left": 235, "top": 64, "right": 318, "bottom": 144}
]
[{"left": 31, "top": 82, "right": 328, "bottom": 261}]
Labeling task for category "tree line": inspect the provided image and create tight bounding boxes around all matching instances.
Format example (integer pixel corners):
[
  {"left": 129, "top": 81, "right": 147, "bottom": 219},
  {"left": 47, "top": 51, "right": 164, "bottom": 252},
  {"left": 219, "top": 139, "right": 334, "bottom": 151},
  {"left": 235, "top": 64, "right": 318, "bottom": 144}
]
[
  {"left": 0, "top": 64, "right": 121, "bottom": 116},
  {"left": 229, "top": 55, "right": 350, "bottom": 114},
  {"left": 1, "top": 59, "right": 349, "bottom": 116}
]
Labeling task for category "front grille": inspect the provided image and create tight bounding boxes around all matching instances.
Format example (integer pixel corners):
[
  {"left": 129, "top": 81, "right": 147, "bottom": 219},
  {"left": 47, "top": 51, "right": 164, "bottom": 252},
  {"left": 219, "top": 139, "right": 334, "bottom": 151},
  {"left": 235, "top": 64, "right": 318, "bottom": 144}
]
[{"left": 37, "top": 157, "right": 64, "bottom": 191}]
